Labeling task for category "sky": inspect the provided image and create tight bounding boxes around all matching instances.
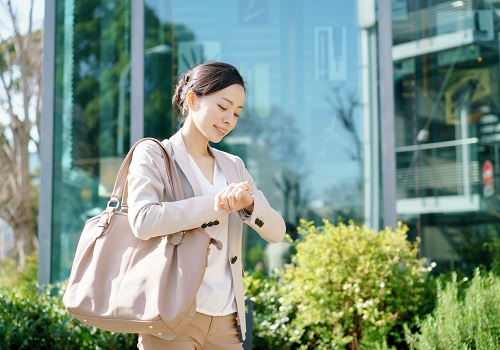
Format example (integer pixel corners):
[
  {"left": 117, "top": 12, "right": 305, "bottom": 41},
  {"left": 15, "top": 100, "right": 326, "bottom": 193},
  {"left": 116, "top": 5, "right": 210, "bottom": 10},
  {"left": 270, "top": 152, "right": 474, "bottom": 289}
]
[{"left": 0, "top": 0, "right": 44, "bottom": 37}]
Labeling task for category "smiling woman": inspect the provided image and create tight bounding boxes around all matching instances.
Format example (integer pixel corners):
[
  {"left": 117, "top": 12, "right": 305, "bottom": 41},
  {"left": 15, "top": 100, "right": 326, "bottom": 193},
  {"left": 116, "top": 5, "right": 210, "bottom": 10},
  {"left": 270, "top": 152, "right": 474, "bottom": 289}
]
[{"left": 126, "top": 61, "right": 285, "bottom": 348}]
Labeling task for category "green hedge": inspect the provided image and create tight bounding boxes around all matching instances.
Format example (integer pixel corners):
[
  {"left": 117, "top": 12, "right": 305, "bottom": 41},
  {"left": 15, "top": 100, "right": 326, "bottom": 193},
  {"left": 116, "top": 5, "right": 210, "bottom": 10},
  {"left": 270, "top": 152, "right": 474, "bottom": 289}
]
[
  {"left": 2, "top": 221, "right": 498, "bottom": 350},
  {"left": 0, "top": 253, "right": 38, "bottom": 288},
  {"left": 245, "top": 220, "right": 435, "bottom": 350},
  {"left": 487, "top": 236, "right": 500, "bottom": 275},
  {"left": 0, "top": 282, "right": 137, "bottom": 350},
  {"left": 405, "top": 270, "right": 500, "bottom": 350}
]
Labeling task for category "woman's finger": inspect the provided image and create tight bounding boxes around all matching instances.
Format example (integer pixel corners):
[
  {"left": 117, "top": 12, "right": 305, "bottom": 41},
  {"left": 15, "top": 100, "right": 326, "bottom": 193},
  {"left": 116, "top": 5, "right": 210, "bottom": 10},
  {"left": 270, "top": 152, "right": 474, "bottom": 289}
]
[
  {"left": 227, "top": 187, "right": 243, "bottom": 212},
  {"left": 214, "top": 189, "right": 226, "bottom": 211},
  {"left": 215, "top": 182, "right": 252, "bottom": 212}
]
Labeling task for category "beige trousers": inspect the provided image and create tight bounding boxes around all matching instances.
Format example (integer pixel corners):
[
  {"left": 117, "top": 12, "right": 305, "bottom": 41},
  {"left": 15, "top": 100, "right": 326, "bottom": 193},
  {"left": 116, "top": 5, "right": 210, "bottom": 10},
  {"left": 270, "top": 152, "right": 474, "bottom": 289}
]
[{"left": 137, "top": 312, "right": 243, "bottom": 350}]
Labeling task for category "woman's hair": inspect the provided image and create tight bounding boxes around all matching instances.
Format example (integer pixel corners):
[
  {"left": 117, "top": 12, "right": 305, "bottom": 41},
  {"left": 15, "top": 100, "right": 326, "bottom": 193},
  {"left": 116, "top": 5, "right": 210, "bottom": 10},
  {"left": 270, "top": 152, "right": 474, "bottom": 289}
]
[{"left": 172, "top": 62, "right": 245, "bottom": 120}]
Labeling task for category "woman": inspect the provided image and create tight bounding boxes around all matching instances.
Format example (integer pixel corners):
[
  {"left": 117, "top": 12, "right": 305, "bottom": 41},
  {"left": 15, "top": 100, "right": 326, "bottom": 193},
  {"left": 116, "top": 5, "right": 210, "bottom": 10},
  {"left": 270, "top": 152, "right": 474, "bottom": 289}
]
[{"left": 127, "top": 62, "right": 286, "bottom": 349}]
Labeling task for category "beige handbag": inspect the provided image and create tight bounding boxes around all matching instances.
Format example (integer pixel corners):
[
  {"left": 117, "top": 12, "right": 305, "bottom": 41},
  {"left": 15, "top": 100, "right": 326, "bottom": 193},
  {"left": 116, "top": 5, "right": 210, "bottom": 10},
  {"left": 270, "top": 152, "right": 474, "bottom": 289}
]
[{"left": 63, "top": 138, "right": 221, "bottom": 336}]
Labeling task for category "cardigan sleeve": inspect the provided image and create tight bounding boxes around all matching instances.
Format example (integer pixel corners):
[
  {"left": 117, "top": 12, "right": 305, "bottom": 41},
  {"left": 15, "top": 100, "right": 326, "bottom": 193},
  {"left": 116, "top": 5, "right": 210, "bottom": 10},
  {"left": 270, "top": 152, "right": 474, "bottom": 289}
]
[{"left": 127, "top": 141, "right": 228, "bottom": 240}]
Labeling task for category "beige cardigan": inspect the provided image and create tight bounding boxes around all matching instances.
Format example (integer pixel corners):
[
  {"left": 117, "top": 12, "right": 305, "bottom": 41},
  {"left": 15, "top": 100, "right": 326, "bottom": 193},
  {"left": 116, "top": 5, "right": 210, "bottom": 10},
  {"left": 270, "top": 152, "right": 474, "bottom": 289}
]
[{"left": 127, "top": 130, "right": 286, "bottom": 340}]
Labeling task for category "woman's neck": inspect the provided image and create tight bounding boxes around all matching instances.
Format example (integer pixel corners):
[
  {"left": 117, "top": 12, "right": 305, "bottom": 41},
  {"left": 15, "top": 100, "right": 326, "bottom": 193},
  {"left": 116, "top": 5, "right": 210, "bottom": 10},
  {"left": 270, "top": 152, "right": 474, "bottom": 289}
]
[{"left": 180, "top": 123, "right": 210, "bottom": 158}]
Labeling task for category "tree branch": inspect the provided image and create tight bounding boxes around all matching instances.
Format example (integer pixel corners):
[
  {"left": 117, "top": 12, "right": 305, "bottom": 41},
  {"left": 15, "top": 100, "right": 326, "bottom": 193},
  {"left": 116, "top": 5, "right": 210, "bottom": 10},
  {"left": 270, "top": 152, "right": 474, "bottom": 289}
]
[
  {"left": 0, "top": 0, "right": 41, "bottom": 263},
  {"left": 7, "top": 0, "right": 21, "bottom": 39}
]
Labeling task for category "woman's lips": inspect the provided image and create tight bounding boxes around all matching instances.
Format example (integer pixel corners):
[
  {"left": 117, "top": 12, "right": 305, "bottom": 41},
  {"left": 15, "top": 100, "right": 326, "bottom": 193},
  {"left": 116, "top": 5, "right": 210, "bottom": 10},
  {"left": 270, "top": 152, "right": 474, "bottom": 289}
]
[{"left": 214, "top": 126, "right": 227, "bottom": 136}]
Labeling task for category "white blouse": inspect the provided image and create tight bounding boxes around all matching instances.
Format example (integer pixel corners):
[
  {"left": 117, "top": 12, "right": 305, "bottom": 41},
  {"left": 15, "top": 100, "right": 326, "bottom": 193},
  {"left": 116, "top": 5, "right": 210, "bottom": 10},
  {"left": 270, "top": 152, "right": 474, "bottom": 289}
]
[{"left": 188, "top": 154, "right": 237, "bottom": 316}]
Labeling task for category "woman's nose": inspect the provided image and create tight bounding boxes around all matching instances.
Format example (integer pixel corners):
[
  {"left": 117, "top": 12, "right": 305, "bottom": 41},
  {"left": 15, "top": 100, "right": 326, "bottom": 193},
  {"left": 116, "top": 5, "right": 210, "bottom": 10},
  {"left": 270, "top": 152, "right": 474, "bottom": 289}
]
[{"left": 223, "top": 113, "right": 235, "bottom": 124}]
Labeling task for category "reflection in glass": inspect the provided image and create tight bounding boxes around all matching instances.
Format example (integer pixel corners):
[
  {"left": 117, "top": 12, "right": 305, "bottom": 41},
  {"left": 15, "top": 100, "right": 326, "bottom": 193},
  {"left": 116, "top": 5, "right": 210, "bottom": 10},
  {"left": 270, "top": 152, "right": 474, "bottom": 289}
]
[
  {"left": 143, "top": 0, "right": 366, "bottom": 272},
  {"left": 52, "top": 0, "right": 131, "bottom": 280},
  {"left": 393, "top": 1, "right": 500, "bottom": 272}
]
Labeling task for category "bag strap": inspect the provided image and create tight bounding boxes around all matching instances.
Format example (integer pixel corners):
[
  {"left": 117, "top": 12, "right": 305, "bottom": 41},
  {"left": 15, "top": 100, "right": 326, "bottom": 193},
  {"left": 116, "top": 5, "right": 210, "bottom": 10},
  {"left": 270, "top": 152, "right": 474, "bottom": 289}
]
[
  {"left": 120, "top": 174, "right": 130, "bottom": 212},
  {"left": 106, "top": 138, "right": 184, "bottom": 210},
  {"left": 120, "top": 139, "right": 176, "bottom": 212}
]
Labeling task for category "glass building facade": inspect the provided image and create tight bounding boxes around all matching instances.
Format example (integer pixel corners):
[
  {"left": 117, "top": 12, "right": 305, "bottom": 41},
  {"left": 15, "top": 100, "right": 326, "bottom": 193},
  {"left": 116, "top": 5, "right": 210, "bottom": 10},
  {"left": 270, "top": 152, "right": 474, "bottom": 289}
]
[
  {"left": 393, "top": 0, "right": 500, "bottom": 273},
  {"left": 40, "top": 0, "right": 498, "bottom": 282},
  {"left": 40, "top": 0, "right": 383, "bottom": 282}
]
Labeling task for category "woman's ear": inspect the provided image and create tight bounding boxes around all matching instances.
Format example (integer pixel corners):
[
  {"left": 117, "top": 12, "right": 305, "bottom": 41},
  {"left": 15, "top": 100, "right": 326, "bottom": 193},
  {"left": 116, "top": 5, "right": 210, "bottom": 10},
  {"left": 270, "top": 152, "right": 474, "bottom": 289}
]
[{"left": 186, "top": 90, "right": 198, "bottom": 111}]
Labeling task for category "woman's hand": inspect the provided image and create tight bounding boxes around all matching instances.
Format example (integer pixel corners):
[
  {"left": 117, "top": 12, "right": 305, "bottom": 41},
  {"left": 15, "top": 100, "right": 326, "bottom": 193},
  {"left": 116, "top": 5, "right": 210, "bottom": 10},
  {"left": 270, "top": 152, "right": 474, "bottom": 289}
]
[{"left": 214, "top": 181, "right": 254, "bottom": 214}]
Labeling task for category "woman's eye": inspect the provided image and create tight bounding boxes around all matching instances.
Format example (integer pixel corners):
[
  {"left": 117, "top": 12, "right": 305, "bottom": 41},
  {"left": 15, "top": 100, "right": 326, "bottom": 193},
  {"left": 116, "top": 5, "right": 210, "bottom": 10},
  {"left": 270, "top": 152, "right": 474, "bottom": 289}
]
[
  {"left": 234, "top": 113, "right": 240, "bottom": 118},
  {"left": 218, "top": 105, "right": 227, "bottom": 111}
]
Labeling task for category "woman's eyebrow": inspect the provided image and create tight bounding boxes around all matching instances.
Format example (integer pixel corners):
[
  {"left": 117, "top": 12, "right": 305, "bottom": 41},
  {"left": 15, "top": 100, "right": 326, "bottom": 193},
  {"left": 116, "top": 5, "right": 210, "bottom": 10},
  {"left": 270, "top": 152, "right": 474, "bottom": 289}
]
[{"left": 221, "top": 97, "right": 243, "bottom": 109}]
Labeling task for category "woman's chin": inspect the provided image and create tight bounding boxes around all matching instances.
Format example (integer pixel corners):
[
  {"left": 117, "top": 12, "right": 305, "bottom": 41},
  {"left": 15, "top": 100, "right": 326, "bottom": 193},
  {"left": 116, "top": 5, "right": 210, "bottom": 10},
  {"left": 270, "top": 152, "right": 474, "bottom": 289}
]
[
  {"left": 209, "top": 137, "right": 223, "bottom": 144},
  {"left": 208, "top": 133, "right": 225, "bottom": 143}
]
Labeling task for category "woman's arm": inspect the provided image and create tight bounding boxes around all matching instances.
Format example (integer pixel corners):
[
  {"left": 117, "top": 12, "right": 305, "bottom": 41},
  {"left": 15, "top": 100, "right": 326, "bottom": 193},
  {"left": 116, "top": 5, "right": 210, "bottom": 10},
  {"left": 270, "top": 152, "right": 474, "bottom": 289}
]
[{"left": 127, "top": 141, "right": 228, "bottom": 240}]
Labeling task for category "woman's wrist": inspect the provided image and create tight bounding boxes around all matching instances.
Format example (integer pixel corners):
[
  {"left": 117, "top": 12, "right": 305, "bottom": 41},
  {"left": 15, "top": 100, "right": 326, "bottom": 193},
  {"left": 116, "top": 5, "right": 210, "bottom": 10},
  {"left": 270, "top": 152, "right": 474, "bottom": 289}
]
[{"left": 243, "top": 191, "right": 254, "bottom": 214}]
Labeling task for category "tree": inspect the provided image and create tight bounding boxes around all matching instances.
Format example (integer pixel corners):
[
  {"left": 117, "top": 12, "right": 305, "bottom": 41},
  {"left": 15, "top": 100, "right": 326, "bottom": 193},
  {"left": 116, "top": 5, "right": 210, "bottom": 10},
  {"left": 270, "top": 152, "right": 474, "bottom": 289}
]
[
  {"left": 325, "top": 85, "right": 364, "bottom": 223},
  {"left": 327, "top": 85, "right": 362, "bottom": 162},
  {"left": 0, "top": 0, "right": 42, "bottom": 266}
]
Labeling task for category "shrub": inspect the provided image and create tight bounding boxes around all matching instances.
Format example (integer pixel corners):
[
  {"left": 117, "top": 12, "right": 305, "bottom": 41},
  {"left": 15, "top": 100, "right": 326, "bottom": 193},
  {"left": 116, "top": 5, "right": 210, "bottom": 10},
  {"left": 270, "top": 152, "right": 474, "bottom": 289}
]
[
  {"left": 405, "top": 270, "right": 500, "bottom": 350},
  {"left": 246, "top": 220, "right": 434, "bottom": 350},
  {"left": 452, "top": 225, "right": 499, "bottom": 275},
  {"left": 486, "top": 236, "right": 500, "bottom": 275},
  {"left": 0, "top": 281, "right": 137, "bottom": 350},
  {"left": 0, "top": 253, "right": 38, "bottom": 288},
  {"left": 245, "top": 270, "right": 293, "bottom": 349}
]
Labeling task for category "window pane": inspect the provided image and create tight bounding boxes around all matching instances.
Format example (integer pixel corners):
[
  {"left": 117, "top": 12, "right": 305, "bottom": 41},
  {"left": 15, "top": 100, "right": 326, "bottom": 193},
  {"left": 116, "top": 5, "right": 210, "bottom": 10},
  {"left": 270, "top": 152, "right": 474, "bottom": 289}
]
[
  {"left": 393, "top": 0, "right": 500, "bottom": 273},
  {"left": 52, "top": 0, "right": 131, "bottom": 281},
  {"left": 144, "top": 0, "right": 368, "bottom": 272}
]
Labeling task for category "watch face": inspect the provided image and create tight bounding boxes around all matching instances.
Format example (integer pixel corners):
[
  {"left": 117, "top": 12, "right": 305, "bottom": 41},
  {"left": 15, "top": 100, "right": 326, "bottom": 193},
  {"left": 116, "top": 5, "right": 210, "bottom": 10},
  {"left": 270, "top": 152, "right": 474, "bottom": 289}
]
[{"left": 239, "top": 0, "right": 268, "bottom": 25}]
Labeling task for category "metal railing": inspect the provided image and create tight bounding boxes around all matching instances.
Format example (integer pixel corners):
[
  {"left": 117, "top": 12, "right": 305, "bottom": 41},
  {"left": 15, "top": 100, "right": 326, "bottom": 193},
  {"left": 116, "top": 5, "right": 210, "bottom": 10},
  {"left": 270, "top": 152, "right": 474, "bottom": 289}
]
[{"left": 396, "top": 138, "right": 480, "bottom": 199}]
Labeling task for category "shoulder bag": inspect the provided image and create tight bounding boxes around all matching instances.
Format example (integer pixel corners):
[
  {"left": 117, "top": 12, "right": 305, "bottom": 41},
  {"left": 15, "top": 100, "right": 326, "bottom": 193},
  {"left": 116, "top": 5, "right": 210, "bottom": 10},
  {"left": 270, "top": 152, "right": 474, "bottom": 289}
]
[{"left": 62, "top": 138, "right": 221, "bottom": 336}]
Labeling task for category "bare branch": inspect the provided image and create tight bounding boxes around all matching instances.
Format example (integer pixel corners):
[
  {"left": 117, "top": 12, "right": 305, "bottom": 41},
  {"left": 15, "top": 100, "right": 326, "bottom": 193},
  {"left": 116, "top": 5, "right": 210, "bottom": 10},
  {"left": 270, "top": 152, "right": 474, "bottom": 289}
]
[
  {"left": 28, "top": 0, "right": 34, "bottom": 36},
  {"left": 0, "top": 73, "right": 15, "bottom": 120},
  {"left": 0, "top": 0, "right": 41, "bottom": 264},
  {"left": 6, "top": 0, "right": 21, "bottom": 39},
  {"left": 327, "top": 84, "right": 362, "bottom": 161}
]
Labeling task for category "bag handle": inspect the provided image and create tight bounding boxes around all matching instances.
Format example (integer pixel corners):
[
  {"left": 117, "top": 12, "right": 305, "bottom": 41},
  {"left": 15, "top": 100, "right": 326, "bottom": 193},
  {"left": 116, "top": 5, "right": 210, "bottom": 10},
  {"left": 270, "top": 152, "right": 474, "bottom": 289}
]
[
  {"left": 106, "top": 138, "right": 183, "bottom": 210},
  {"left": 120, "top": 139, "right": 177, "bottom": 212}
]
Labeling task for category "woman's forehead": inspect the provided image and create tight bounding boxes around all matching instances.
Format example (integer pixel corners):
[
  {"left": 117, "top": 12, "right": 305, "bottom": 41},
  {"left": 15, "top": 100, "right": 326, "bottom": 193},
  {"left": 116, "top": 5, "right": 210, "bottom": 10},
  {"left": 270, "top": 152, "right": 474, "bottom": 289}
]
[{"left": 209, "top": 85, "right": 245, "bottom": 106}]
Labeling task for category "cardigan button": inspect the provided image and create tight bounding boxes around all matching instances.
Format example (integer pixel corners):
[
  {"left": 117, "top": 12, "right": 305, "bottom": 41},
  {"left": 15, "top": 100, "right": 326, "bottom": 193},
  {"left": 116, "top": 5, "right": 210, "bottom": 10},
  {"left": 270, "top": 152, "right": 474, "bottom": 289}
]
[
  {"left": 201, "top": 223, "right": 208, "bottom": 229},
  {"left": 255, "top": 218, "right": 264, "bottom": 227},
  {"left": 214, "top": 220, "right": 219, "bottom": 225},
  {"left": 231, "top": 256, "right": 237, "bottom": 264}
]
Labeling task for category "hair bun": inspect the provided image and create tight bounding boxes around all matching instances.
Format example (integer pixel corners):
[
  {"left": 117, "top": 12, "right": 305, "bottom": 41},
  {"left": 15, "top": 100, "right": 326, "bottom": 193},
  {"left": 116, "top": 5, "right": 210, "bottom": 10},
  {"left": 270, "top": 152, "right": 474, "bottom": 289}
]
[{"left": 172, "top": 80, "right": 185, "bottom": 108}]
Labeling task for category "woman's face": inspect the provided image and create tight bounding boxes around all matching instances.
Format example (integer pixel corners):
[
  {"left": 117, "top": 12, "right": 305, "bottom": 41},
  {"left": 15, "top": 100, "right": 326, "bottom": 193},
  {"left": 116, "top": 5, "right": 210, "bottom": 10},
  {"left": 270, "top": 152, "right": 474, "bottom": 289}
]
[{"left": 188, "top": 84, "right": 245, "bottom": 143}]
